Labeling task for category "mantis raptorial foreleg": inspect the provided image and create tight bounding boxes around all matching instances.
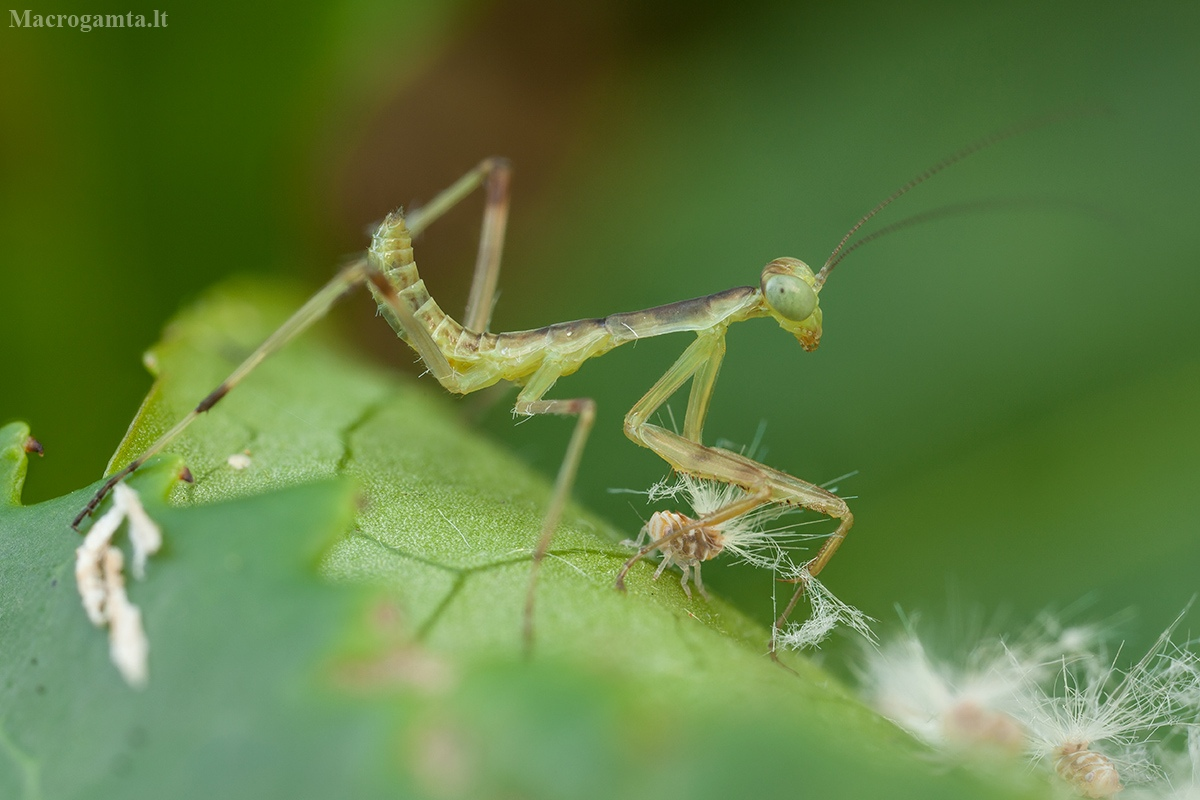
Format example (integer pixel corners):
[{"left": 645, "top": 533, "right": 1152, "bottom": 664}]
[{"left": 615, "top": 329, "right": 853, "bottom": 646}]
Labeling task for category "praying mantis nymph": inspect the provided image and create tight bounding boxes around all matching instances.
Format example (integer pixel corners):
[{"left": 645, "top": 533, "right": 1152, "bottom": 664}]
[{"left": 73, "top": 124, "right": 1032, "bottom": 651}]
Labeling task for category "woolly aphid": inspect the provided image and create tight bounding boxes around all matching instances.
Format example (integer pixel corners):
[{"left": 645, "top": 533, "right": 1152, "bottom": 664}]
[
  {"left": 861, "top": 610, "right": 1200, "bottom": 797},
  {"left": 1006, "top": 613, "right": 1199, "bottom": 798},
  {"left": 631, "top": 472, "right": 873, "bottom": 648},
  {"left": 858, "top": 612, "right": 1103, "bottom": 757}
]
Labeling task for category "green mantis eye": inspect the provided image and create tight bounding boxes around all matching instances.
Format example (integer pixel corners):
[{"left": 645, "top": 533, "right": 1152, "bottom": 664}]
[{"left": 763, "top": 274, "right": 817, "bottom": 322}]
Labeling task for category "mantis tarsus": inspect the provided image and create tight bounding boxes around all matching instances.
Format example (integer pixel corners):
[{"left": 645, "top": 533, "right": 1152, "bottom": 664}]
[{"left": 73, "top": 127, "right": 1027, "bottom": 652}]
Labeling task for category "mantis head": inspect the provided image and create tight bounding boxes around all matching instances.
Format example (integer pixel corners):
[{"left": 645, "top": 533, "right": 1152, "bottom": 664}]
[
  {"left": 760, "top": 258, "right": 822, "bottom": 351},
  {"left": 756, "top": 119, "right": 1053, "bottom": 356}
]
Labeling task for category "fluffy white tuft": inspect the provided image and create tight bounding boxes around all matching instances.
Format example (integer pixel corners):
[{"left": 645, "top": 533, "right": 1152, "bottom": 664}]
[
  {"left": 75, "top": 499, "right": 126, "bottom": 625},
  {"left": 73, "top": 482, "right": 161, "bottom": 688},
  {"left": 858, "top": 606, "right": 1200, "bottom": 795},
  {"left": 114, "top": 482, "right": 162, "bottom": 580},
  {"left": 641, "top": 472, "right": 871, "bottom": 647},
  {"left": 1123, "top": 725, "right": 1200, "bottom": 800},
  {"left": 858, "top": 608, "right": 1136, "bottom": 761},
  {"left": 1007, "top": 613, "right": 1199, "bottom": 792},
  {"left": 226, "top": 452, "right": 252, "bottom": 470},
  {"left": 776, "top": 569, "right": 875, "bottom": 650},
  {"left": 101, "top": 547, "right": 150, "bottom": 688}
]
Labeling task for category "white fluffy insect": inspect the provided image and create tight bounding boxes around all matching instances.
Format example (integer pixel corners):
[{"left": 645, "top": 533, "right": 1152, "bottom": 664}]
[
  {"left": 628, "top": 472, "right": 872, "bottom": 648},
  {"left": 628, "top": 474, "right": 807, "bottom": 591},
  {"left": 1008, "top": 613, "right": 1198, "bottom": 798},
  {"left": 858, "top": 612, "right": 1104, "bottom": 757},
  {"left": 860, "top": 624, "right": 1027, "bottom": 755},
  {"left": 629, "top": 509, "right": 722, "bottom": 599}
]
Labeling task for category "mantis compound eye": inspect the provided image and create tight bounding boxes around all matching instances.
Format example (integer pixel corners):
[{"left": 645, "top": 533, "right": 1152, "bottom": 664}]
[{"left": 763, "top": 273, "right": 817, "bottom": 322}]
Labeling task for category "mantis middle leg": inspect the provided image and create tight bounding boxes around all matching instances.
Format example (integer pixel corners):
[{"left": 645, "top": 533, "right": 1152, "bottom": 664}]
[{"left": 511, "top": 360, "right": 596, "bottom": 650}]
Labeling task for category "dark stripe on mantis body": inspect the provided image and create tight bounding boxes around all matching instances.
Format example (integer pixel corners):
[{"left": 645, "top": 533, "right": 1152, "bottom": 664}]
[
  {"left": 402, "top": 286, "right": 765, "bottom": 388},
  {"left": 370, "top": 259, "right": 765, "bottom": 390},
  {"left": 603, "top": 286, "right": 760, "bottom": 341},
  {"left": 483, "top": 286, "right": 762, "bottom": 354}
]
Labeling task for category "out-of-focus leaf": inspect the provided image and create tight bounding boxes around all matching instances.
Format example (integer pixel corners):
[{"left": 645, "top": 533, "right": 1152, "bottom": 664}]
[{"left": 0, "top": 448, "right": 399, "bottom": 797}]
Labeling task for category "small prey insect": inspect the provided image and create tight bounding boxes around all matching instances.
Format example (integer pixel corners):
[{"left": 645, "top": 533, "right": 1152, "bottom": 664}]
[
  {"left": 629, "top": 470, "right": 875, "bottom": 649},
  {"left": 73, "top": 127, "right": 1025, "bottom": 652}
]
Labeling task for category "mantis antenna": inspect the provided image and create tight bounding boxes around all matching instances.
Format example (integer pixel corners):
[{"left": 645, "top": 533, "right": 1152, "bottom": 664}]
[{"left": 817, "top": 109, "right": 1097, "bottom": 286}]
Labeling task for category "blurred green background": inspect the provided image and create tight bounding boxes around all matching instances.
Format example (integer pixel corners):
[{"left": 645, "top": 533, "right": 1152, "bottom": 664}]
[{"left": 2, "top": 0, "right": 1199, "bottom": 649}]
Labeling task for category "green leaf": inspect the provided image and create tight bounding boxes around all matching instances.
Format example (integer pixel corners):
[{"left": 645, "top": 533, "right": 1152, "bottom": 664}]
[
  {"left": 0, "top": 423, "right": 45, "bottom": 508},
  {"left": 0, "top": 461, "right": 398, "bottom": 797},
  {"left": 0, "top": 281, "right": 1057, "bottom": 799}
]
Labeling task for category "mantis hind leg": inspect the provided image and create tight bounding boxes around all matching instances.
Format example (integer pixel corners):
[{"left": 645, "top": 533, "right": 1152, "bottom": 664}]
[{"left": 72, "top": 261, "right": 372, "bottom": 530}]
